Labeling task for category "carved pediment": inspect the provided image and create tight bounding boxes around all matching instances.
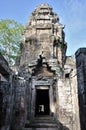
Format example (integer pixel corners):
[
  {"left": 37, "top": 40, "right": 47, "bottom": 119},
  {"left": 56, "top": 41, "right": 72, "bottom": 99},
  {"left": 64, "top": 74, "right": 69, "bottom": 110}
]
[{"left": 33, "top": 64, "right": 54, "bottom": 77}]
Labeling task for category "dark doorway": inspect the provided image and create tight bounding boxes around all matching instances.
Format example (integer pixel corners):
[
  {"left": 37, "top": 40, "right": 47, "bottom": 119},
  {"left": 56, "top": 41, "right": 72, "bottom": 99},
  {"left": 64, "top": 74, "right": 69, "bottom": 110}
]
[{"left": 35, "top": 89, "right": 50, "bottom": 116}]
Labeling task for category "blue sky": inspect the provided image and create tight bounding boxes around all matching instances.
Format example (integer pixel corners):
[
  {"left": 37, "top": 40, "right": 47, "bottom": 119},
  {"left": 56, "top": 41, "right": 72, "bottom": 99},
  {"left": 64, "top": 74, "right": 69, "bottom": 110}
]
[{"left": 0, "top": 0, "right": 86, "bottom": 56}]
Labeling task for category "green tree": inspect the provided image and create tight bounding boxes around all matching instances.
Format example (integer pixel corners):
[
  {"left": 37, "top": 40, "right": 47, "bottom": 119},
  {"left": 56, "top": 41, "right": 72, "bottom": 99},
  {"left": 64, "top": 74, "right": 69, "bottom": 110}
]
[{"left": 0, "top": 19, "right": 24, "bottom": 65}]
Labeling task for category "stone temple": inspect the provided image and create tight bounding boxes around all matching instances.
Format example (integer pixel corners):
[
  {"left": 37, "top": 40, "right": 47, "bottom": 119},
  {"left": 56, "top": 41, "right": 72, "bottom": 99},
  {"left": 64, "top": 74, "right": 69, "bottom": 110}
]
[{"left": 0, "top": 3, "right": 86, "bottom": 130}]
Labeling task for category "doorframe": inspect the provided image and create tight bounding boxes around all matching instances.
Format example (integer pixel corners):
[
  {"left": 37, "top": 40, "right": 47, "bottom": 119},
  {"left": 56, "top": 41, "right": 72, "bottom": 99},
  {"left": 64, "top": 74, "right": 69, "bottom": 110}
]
[
  {"left": 30, "top": 78, "right": 55, "bottom": 117},
  {"left": 35, "top": 87, "right": 50, "bottom": 116}
]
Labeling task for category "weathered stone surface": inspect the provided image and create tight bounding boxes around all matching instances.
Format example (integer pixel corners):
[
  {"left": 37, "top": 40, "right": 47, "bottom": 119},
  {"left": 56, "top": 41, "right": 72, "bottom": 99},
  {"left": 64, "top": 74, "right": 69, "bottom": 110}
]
[
  {"left": 0, "top": 3, "right": 83, "bottom": 130},
  {"left": 0, "top": 53, "right": 13, "bottom": 130},
  {"left": 18, "top": 3, "right": 80, "bottom": 130},
  {"left": 20, "top": 3, "right": 67, "bottom": 67},
  {"left": 75, "top": 48, "right": 86, "bottom": 130}
]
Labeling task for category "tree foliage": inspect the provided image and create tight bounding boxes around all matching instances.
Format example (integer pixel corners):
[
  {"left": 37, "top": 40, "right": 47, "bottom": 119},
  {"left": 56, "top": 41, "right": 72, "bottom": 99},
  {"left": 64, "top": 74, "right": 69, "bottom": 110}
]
[{"left": 0, "top": 19, "right": 24, "bottom": 65}]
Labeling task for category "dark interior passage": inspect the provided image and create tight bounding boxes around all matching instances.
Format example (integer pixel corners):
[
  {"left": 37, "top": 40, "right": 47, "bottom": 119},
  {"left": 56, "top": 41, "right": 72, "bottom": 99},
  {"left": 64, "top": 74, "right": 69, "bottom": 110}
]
[{"left": 35, "top": 89, "right": 50, "bottom": 116}]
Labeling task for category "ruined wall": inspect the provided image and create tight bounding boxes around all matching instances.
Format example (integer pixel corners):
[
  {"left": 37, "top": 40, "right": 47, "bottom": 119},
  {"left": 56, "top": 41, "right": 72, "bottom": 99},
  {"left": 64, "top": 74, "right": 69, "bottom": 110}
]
[
  {"left": 52, "top": 56, "right": 80, "bottom": 130},
  {"left": 57, "top": 73, "right": 80, "bottom": 130},
  {"left": 75, "top": 48, "right": 86, "bottom": 130},
  {"left": 10, "top": 66, "right": 31, "bottom": 130},
  {"left": 0, "top": 53, "right": 13, "bottom": 130}
]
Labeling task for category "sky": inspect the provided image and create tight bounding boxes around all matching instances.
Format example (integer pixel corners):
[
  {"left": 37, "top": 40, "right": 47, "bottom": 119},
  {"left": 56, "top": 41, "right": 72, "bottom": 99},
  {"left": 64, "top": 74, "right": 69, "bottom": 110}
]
[{"left": 0, "top": 0, "right": 86, "bottom": 56}]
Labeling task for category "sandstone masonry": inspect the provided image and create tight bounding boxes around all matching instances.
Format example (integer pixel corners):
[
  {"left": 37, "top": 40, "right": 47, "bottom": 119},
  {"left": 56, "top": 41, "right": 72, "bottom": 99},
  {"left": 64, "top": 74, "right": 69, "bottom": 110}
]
[{"left": 0, "top": 3, "right": 85, "bottom": 130}]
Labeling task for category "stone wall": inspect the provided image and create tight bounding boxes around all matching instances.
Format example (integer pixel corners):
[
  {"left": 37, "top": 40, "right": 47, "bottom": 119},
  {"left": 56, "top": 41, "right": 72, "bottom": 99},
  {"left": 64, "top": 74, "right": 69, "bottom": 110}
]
[
  {"left": 0, "top": 53, "right": 13, "bottom": 130},
  {"left": 57, "top": 76, "right": 80, "bottom": 130},
  {"left": 10, "top": 66, "right": 31, "bottom": 130},
  {"left": 75, "top": 48, "right": 86, "bottom": 130}
]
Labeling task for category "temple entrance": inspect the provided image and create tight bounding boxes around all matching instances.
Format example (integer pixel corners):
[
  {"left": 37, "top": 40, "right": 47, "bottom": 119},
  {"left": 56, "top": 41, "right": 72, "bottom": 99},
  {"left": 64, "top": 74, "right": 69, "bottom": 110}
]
[{"left": 35, "top": 89, "right": 50, "bottom": 116}]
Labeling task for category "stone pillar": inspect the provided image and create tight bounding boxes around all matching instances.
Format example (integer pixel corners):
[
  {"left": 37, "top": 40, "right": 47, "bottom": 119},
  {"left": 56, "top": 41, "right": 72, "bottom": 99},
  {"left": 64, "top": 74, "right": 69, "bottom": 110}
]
[
  {"left": 31, "top": 79, "right": 36, "bottom": 118},
  {"left": 49, "top": 85, "right": 55, "bottom": 116},
  {"left": 75, "top": 48, "right": 86, "bottom": 130}
]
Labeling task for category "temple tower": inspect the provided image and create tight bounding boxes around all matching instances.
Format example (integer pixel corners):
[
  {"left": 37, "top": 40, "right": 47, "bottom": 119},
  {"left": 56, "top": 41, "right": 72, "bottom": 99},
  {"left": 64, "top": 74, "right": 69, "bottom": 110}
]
[
  {"left": 17, "top": 3, "right": 80, "bottom": 130},
  {"left": 20, "top": 2, "right": 67, "bottom": 120},
  {"left": 20, "top": 3, "right": 67, "bottom": 68}
]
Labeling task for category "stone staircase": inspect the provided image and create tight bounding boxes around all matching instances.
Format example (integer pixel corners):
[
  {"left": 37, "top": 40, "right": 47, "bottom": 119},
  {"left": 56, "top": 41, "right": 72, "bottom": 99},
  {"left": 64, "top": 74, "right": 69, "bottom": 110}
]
[{"left": 23, "top": 116, "right": 66, "bottom": 130}]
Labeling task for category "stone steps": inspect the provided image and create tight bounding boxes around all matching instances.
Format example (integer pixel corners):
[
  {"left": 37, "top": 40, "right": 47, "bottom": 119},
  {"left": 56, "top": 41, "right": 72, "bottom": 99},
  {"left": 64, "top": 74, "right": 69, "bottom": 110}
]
[
  {"left": 25, "top": 123, "right": 58, "bottom": 128},
  {"left": 24, "top": 128, "right": 58, "bottom": 130},
  {"left": 24, "top": 116, "right": 59, "bottom": 130}
]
